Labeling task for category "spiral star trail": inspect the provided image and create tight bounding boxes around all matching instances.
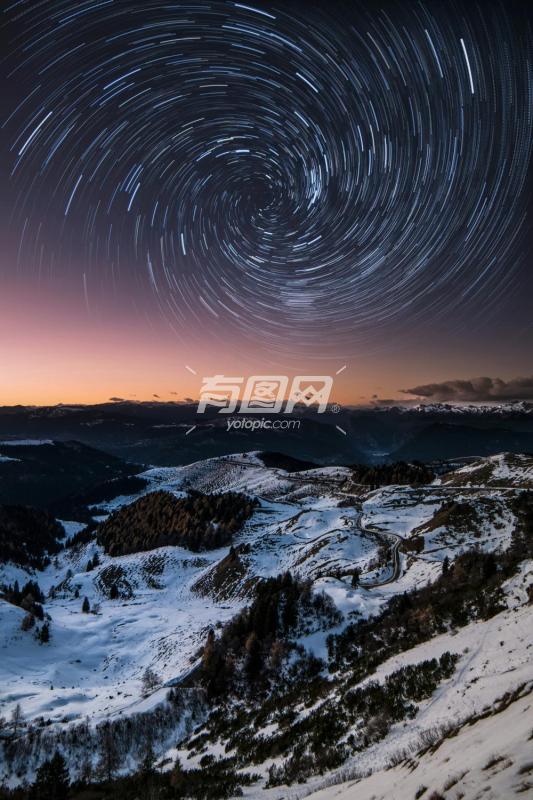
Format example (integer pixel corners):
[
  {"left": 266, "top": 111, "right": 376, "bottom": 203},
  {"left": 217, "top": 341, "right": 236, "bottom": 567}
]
[{"left": 2, "top": 0, "right": 533, "bottom": 360}]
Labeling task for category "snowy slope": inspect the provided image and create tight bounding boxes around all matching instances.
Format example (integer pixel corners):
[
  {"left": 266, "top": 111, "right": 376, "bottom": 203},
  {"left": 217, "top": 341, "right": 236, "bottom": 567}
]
[
  {"left": 438, "top": 452, "right": 533, "bottom": 488},
  {"left": 304, "top": 571, "right": 533, "bottom": 800},
  {"left": 242, "top": 561, "right": 533, "bottom": 800},
  {"left": 307, "top": 685, "right": 533, "bottom": 800}
]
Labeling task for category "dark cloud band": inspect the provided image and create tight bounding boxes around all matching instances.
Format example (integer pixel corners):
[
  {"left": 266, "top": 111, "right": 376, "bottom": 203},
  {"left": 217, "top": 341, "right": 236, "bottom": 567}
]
[{"left": 402, "top": 376, "right": 533, "bottom": 402}]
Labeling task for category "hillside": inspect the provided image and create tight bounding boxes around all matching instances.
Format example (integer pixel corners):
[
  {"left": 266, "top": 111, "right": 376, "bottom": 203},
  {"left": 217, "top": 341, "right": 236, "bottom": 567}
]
[
  {"left": 0, "top": 506, "right": 65, "bottom": 569},
  {"left": 308, "top": 616, "right": 533, "bottom": 800},
  {"left": 0, "top": 451, "right": 531, "bottom": 797},
  {"left": 438, "top": 451, "right": 533, "bottom": 488},
  {"left": 96, "top": 489, "right": 257, "bottom": 555},
  {"left": 0, "top": 440, "right": 142, "bottom": 519}
]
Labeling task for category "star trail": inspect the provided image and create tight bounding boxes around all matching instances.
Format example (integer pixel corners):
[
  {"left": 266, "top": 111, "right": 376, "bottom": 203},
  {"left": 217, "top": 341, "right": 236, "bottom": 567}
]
[{"left": 2, "top": 0, "right": 533, "bottom": 359}]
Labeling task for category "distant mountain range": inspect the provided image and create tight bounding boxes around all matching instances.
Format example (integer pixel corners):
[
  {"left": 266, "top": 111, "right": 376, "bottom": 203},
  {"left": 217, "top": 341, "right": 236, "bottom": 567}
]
[
  {"left": 1, "top": 400, "right": 533, "bottom": 468},
  {"left": 380, "top": 400, "right": 533, "bottom": 415},
  {"left": 0, "top": 439, "right": 142, "bottom": 518}
]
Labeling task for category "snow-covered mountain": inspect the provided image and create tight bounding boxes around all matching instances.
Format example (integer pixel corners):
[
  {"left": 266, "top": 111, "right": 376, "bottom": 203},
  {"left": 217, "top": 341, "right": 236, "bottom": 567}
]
[
  {"left": 381, "top": 401, "right": 533, "bottom": 415},
  {"left": 0, "top": 450, "right": 532, "bottom": 797}
]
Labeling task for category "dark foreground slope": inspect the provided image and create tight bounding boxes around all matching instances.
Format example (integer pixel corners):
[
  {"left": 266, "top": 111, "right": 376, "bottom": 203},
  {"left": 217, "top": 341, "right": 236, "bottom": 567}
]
[{"left": 0, "top": 440, "right": 143, "bottom": 518}]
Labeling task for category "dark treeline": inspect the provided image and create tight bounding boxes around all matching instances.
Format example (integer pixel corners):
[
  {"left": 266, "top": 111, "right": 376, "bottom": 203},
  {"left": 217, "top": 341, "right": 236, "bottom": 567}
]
[
  {"left": 0, "top": 505, "right": 64, "bottom": 569},
  {"left": 0, "top": 754, "right": 255, "bottom": 800},
  {"left": 0, "top": 692, "right": 232, "bottom": 800},
  {"left": 258, "top": 451, "right": 317, "bottom": 472},
  {"left": 97, "top": 490, "right": 258, "bottom": 556},
  {"left": 349, "top": 460, "right": 435, "bottom": 488},
  {"left": 51, "top": 475, "right": 149, "bottom": 522},
  {"left": 0, "top": 441, "right": 142, "bottom": 516}
]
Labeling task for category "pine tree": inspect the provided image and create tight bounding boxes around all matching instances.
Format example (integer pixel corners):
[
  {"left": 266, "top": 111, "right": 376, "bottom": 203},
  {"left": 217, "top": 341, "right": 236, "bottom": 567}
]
[
  {"left": 202, "top": 629, "right": 227, "bottom": 697},
  {"left": 282, "top": 588, "right": 298, "bottom": 632},
  {"left": 78, "top": 755, "right": 93, "bottom": 784},
  {"left": 82, "top": 597, "right": 90, "bottom": 614},
  {"left": 140, "top": 738, "right": 156, "bottom": 775},
  {"left": 31, "top": 751, "right": 70, "bottom": 800},
  {"left": 21, "top": 612, "right": 35, "bottom": 631},
  {"left": 269, "top": 639, "right": 285, "bottom": 670},
  {"left": 351, "top": 568, "right": 361, "bottom": 588},
  {"left": 245, "top": 632, "right": 262, "bottom": 681},
  {"left": 170, "top": 757, "right": 185, "bottom": 791},
  {"left": 38, "top": 622, "right": 50, "bottom": 644}
]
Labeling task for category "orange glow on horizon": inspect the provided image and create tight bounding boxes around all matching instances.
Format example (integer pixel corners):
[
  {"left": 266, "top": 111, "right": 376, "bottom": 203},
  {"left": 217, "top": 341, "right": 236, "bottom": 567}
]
[{"left": 2, "top": 279, "right": 530, "bottom": 407}]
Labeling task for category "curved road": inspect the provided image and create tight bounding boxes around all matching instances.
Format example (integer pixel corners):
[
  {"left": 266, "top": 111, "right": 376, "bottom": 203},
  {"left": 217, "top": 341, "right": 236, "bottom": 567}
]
[
  {"left": 358, "top": 521, "right": 403, "bottom": 588},
  {"left": 216, "top": 456, "right": 405, "bottom": 589}
]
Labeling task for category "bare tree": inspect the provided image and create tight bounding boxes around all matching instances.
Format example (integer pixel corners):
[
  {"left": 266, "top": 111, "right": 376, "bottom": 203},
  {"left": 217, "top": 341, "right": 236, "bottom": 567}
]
[
  {"left": 141, "top": 667, "right": 161, "bottom": 696},
  {"left": 96, "top": 722, "right": 120, "bottom": 781}
]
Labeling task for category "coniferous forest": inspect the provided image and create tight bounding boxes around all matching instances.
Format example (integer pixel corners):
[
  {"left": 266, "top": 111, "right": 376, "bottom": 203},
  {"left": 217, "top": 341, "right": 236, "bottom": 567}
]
[{"left": 96, "top": 490, "right": 258, "bottom": 556}]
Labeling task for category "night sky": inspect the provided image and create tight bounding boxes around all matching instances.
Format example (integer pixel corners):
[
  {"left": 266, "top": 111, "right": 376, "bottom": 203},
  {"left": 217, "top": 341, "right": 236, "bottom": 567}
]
[{"left": 1, "top": 0, "right": 532, "bottom": 404}]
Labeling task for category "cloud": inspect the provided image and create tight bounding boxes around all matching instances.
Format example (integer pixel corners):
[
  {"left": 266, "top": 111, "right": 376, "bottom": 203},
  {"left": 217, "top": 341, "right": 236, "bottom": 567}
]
[
  {"left": 368, "top": 397, "right": 421, "bottom": 407},
  {"left": 153, "top": 394, "right": 160, "bottom": 399},
  {"left": 109, "top": 396, "right": 125, "bottom": 402},
  {"left": 401, "top": 375, "right": 533, "bottom": 402},
  {"left": 371, "top": 398, "right": 401, "bottom": 406}
]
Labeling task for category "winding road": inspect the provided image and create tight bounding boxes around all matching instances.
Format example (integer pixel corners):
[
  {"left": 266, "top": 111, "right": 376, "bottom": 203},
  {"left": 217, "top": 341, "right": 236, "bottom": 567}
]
[
  {"left": 358, "top": 521, "right": 403, "bottom": 588},
  {"left": 218, "top": 456, "right": 406, "bottom": 589}
]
